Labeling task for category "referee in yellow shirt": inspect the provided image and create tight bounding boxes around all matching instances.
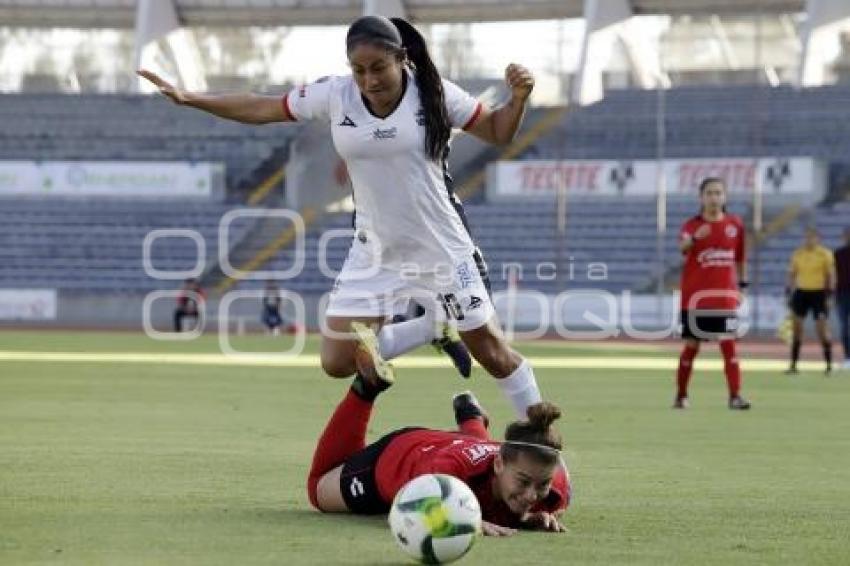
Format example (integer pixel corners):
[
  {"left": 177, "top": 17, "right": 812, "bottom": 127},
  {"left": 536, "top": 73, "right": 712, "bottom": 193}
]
[{"left": 786, "top": 228, "right": 836, "bottom": 374}]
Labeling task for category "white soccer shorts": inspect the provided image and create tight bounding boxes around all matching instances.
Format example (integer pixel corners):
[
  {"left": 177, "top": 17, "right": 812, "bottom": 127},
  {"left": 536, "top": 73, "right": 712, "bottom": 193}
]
[{"left": 325, "top": 245, "right": 494, "bottom": 332}]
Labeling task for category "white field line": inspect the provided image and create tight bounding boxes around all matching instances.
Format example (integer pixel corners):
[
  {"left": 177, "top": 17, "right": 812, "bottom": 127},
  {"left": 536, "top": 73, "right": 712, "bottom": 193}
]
[{"left": 0, "top": 350, "right": 822, "bottom": 372}]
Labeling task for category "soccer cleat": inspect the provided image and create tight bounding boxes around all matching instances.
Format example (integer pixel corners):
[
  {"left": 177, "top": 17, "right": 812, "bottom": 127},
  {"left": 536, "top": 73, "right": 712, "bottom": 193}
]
[
  {"left": 784, "top": 367, "right": 799, "bottom": 376},
  {"left": 351, "top": 322, "right": 395, "bottom": 391},
  {"left": 432, "top": 323, "right": 472, "bottom": 378},
  {"left": 452, "top": 391, "right": 489, "bottom": 428},
  {"left": 350, "top": 372, "right": 392, "bottom": 401},
  {"left": 728, "top": 396, "right": 751, "bottom": 410},
  {"left": 672, "top": 396, "right": 690, "bottom": 410}
]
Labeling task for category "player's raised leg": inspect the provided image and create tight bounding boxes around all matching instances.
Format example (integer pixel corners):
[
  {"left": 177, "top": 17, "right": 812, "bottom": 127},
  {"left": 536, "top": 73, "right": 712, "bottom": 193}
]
[
  {"left": 377, "top": 308, "right": 472, "bottom": 378},
  {"left": 307, "top": 356, "right": 393, "bottom": 511},
  {"left": 453, "top": 390, "right": 490, "bottom": 439},
  {"left": 320, "top": 315, "right": 385, "bottom": 378}
]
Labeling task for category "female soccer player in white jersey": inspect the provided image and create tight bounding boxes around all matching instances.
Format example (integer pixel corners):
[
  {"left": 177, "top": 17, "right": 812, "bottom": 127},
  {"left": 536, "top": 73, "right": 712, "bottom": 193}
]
[{"left": 138, "top": 15, "right": 543, "bottom": 417}]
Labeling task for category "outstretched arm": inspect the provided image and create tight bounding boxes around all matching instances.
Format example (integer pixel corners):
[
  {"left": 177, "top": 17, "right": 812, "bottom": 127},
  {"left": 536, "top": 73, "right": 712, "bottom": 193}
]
[
  {"left": 465, "top": 64, "right": 534, "bottom": 146},
  {"left": 137, "top": 69, "right": 293, "bottom": 125}
]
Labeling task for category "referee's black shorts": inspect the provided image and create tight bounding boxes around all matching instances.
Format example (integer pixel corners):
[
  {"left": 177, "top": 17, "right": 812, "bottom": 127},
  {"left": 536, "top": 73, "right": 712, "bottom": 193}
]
[
  {"left": 790, "top": 290, "right": 829, "bottom": 320},
  {"left": 680, "top": 310, "right": 739, "bottom": 341}
]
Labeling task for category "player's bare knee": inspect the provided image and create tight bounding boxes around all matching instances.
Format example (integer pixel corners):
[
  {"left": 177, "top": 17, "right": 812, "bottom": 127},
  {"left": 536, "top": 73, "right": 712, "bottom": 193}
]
[
  {"left": 315, "top": 469, "right": 348, "bottom": 513},
  {"left": 320, "top": 353, "right": 354, "bottom": 378}
]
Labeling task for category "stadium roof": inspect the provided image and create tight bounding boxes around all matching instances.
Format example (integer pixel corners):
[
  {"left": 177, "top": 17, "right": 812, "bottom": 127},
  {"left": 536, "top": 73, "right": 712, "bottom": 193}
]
[{"left": 0, "top": 0, "right": 806, "bottom": 29}]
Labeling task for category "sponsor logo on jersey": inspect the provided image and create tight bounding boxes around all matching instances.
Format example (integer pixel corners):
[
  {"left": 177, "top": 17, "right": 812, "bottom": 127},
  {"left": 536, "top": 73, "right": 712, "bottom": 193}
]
[
  {"left": 338, "top": 115, "right": 357, "bottom": 127},
  {"left": 415, "top": 108, "right": 426, "bottom": 126},
  {"left": 373, "top": 126, "right": 397, "bottom": 140},
  {"left": 725, "top": 224, "right": 738, "bottom": 238},
  {"left": 696, "top": 248, "right": 735, "bottom": 267},
  {"left": 463, "top": 443, "right": 500, "bottom": 465},
  {"left": 467, "top": 296, "right": 483, "bottom": 311}
]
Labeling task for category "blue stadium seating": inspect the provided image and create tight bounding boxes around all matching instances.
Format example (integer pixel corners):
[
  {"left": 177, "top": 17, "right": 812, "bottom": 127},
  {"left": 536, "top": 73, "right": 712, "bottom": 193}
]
[
  {"left": 2, "top": 195, "right": 842, "bottom": 295},
  {"left": 0, "top": 93, "right": 298, "bottom": 191},
  {"left": 526, "top": 84, "right": 850, "bottom": 162},
  {"left": 240, "top": 198, "right": 760, "bottom": 296},
  {"left": 0, "top": 198, "right": 248, "bottom": 291},
  {"left": 3, "top": 86, "right": 848, "bottom": 297}
]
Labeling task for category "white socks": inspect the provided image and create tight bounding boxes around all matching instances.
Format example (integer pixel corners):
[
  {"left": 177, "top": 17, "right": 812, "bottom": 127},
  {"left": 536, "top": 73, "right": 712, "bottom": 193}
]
[
  {"left": 378, "top": 319, "right": 543, "bottom": 420},
  {"left": 377, "top": 311, "right": 437, "bottom": 360},
  {"left": 496, "top": 359, "right": 542, "bottom": 419}
]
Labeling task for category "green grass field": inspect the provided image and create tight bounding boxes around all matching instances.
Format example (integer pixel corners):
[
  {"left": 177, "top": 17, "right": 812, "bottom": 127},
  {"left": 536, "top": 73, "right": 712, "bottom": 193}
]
[{"left": 1, "top": 331, "right": 848, "bottom": 565}]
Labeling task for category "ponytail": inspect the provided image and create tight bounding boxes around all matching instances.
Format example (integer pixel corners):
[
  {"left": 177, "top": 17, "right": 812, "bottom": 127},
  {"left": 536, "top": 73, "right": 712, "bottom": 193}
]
[
  {"left": 501, "top": 402, "right": 563, "bottom": 466},
  {"left": 390, "top": 18, "right": 451, "bottom": 162}
]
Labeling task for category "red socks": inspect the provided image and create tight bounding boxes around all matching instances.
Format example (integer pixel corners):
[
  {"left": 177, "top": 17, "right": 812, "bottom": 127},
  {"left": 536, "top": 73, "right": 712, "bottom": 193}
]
[
  {"left": 720, "top": 339, "right": 741, "bottom": 398},
  {"left": 458, "top": 417, "right": 490, "bottom": 441},
  {"left": 676, "top": 344, "right": 699, "bottom": 398},
  {"left": 307, "top": 390, "right": 372, "bottom": 508}
]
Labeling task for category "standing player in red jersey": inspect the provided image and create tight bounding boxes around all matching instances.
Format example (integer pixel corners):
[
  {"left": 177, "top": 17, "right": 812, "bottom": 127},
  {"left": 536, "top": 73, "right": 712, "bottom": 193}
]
[
  {"left": 675, "top": 177, "right": 751, "bottom": 410},
  {"left": 305, "top": 364, "right": 570, "bottom": 536}
]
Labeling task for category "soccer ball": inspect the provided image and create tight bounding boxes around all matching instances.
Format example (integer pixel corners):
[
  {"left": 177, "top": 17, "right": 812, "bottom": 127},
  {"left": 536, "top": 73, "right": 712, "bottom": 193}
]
[{"left": 388, "top": 474, "right": 482, "bottom": 564}]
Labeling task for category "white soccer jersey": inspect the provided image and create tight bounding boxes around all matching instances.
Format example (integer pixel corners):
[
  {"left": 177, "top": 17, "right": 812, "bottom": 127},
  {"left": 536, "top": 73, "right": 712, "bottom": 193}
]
[{"left": 284, "top": 71, "right": 483, "bottom": 272}]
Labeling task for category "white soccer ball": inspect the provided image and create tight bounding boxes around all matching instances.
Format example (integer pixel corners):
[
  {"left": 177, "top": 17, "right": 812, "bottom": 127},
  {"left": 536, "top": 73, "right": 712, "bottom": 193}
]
[{"left": 388, "top": 473, "right": 482, "bottom": 564}]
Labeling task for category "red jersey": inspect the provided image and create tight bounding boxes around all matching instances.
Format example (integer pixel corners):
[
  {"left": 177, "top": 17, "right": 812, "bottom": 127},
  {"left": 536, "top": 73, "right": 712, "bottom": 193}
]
[
  {"left": 177, "top": 287, "right": 206, "bottom": 311},
  {"left": 375, "top": 428, "right": 571, "bottom": 528},
  {"left": 679, "top": 214, "right": 745, "bottom": 311}
]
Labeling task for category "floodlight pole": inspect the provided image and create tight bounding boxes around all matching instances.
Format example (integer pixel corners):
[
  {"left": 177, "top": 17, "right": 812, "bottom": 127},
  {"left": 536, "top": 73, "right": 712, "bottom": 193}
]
[
  {"left": 655, "top": 62, "right": 668, "bottom": 328},
  {"left": 752, "top": 6, "right": 765, "bottom": 335}
]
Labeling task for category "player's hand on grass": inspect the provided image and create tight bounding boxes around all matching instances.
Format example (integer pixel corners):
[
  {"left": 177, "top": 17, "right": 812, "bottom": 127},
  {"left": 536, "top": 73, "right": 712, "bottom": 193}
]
[
  {"left": 693, "top": 224, "right": 712, "bottom": 240},
  {"left": 137, "top": 69, "right": 188, "bottom": 105},
  {"left": 481, "top": 520, "right": 517, "bottom": 537},
  {"left": 521, "top": 511, "right": 567, "bottom": 533}
]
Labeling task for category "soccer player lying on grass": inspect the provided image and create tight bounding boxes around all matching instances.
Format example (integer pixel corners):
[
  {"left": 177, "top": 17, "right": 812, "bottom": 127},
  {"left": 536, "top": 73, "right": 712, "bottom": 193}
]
[{"left": 305, "top": 356, "right": 571, "bottom": 536}]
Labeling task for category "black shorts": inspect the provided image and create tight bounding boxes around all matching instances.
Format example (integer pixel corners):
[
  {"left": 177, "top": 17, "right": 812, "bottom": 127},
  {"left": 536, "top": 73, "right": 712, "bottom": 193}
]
[
  {"left": 262, "top": 308, "right": 282, "bottom": 328},
  {"left": 680, "top": 310, "right": 739, "bottom": 341},
  {"left": 340, "top": 427, "right": 423, "bottom": 515},
  {"left": 790, "top": 290, "right": 829, "bottom": 320}
]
